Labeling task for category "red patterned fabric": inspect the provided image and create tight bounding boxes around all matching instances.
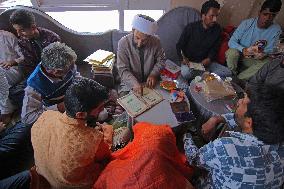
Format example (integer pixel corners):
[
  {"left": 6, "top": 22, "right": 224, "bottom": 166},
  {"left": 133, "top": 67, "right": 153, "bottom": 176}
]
[
  {"left": 217, "top": 25, "right": 236, "bottom": 65},
  {"left": 160, "top": 68, "right": 180, "bottom": 79},
  {"left": 94, "top": 122, "right": 194, "bottom": 189}
]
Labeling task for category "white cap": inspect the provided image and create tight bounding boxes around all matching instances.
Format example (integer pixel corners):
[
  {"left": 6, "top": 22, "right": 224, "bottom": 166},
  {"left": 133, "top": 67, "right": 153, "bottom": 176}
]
[{"left": 132, "top": 15, "right": 158, "bottom": 36}]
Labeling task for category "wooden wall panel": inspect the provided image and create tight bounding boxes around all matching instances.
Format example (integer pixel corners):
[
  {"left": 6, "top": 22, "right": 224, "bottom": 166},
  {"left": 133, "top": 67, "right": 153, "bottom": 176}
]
[{"left": 170, "top": 0, "right": 284, "bottom": 28}]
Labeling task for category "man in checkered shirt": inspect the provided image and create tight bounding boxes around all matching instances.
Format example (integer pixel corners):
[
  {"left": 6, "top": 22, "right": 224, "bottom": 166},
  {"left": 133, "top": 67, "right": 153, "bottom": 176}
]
[{"left": 184, "top": 84, "right": 284, "bottom": 188}]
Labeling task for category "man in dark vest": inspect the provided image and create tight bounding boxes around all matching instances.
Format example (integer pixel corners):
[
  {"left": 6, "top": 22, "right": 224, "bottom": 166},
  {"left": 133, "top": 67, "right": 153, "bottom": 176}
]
[
  {"left": 21, "top": 42, "right": 80, "bottom": 125},
  {"left": 0, "top": 42, "right": 79, "bottom": 180},
  {"left": 0, "top": 9, "right": 60, "bottom": 125}
]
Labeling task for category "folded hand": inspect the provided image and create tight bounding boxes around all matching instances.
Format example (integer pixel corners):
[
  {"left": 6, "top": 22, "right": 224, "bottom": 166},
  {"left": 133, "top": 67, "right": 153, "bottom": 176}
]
[
  {"left": 57, "top": 102, "right": 65, "bottom": 113},
  {"left": 201, "top": 116, "right": 223, "bottom": 140},
  {"left": 146, "top": 75, "right": 157, "bottom": 89},
  {"left": 0, "top": 61, "right": 16, "bottom": 69},
  {"left": 201, "top": 58, "right": 211, "bottom": 66},
  {"left": 133, "top": 84, "right": 143, "bottom": 96}
]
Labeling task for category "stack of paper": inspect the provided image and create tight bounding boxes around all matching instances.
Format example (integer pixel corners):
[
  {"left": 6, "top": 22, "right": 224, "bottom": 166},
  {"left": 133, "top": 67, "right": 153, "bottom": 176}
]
[
  {"left": 189, "top": 62, "right": 205, "bottom": 71},
  {"left": 84, "top": 49, "right": 115, "bottom": 74},
  {"left": 160, "top": 59, "right": 181, "bottom": 79}
]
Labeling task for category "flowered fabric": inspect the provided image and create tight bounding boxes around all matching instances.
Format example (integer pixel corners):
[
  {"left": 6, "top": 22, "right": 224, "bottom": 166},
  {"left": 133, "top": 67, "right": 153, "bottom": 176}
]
[
  {"left": 31, "top": 111, "right": 112, "bottom": 189},
  {"left": 184, "top": 131, "right": 284, "bottom": 188}
]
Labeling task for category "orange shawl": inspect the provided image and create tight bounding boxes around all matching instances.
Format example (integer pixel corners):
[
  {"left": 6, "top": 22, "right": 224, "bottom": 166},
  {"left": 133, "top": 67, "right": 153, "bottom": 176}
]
[{"left": 94, "top": 122, "right": 194, "bottom": 189}]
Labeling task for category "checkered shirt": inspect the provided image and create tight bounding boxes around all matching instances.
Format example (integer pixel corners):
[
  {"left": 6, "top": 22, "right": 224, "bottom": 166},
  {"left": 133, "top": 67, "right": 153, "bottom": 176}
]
[
  {"left": 221, "top": 113, "right": 237, "bottom": 129},
  {"left": 184, "top": 130, "right": 284, "bottom": 188}
]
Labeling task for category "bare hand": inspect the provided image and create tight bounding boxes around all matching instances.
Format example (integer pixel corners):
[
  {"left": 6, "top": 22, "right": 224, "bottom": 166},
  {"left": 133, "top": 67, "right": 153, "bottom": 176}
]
[
  {"left": 242, "top": 46, "right": 259, "bottom": 58},
  {"left": 0, "top": 61, "right": 16, "bottom": 69},
  {"left": 96, "top": 122, "right": 113, "bottom": 146},
  {"left": 242, "top": 48, "right": 250, "bottom": 57},
  {"left": 181, "top": 58, "right": 189, "bottom": 65},
  {"left": 133, "top": 84, "right": 143, "bottom": 96},
  {"left": 201, "top": 58, "right": 211, "bottom": 66},
  {"left": 201, "top": 116, "right": 224, "bottom": 140},
  {"left": 146, "top": 75, "right": 157, "bottom": 89},
  {"left": 254, "top": 52, "right": 266, "bottom": 60},
  {"left": 57, "top": 102, "right": 65, "bottom": 113},
  {"left": 0, "top": 122, "right": 6, "bottom": 132}
]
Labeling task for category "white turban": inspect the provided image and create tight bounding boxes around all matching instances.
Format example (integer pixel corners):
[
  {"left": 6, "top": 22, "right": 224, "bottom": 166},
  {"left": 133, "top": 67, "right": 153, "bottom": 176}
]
[{"left": 132, "top": 15, "right": 158, "bottom": 36}]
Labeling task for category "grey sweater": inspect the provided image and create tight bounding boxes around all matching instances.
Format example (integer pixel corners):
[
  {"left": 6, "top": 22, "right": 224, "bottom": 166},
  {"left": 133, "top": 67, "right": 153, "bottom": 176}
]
[
  {"left": 249, "top": 58, "right": 284, "bottom": 89},
  {"left": 117, "top": 33, "right": 166, "bottom": 92}
]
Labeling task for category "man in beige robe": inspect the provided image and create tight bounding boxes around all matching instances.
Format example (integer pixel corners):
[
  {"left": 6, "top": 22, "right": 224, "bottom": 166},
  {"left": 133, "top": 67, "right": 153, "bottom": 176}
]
[{"left": 117, "top": 14, "right": 166, "bottom": 96}]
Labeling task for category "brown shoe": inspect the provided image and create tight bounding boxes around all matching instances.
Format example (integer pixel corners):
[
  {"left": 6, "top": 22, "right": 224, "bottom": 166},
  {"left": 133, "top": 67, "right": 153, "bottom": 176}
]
[{"left": 0, "top": 113, "right": 13, "bottom": 125}]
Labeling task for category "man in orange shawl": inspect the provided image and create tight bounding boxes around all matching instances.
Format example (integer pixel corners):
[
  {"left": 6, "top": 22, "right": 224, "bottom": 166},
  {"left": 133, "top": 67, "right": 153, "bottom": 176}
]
[{"left": 94, "top": 122, "right": 194, "bottom": 189}]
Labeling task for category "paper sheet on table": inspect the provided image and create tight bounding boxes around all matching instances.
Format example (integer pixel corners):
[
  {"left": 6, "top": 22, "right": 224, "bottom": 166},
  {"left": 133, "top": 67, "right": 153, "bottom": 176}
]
[{"left": 189, "top": 62, "right": 205, "bottom": 71}]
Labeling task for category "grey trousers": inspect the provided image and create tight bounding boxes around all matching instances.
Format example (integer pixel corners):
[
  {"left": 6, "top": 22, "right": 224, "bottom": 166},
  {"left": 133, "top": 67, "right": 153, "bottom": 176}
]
[
  {"left": 181, "top": 62, "right": 232, "bottom": 81},
  {"left": 0, "top": 66, "right": 22, "bottom": 114}
]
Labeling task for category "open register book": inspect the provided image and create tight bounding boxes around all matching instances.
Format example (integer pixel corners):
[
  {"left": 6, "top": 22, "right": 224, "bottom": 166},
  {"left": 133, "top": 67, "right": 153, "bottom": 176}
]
[{"left": 117, "top": 87, "right": 163, "bottom": 117}]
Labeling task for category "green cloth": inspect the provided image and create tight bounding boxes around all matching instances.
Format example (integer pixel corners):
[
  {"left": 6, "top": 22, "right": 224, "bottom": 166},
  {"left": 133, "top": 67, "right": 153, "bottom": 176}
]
[
  {"left": 109, "top": 111, "right": 133, "bottom": 151},
  {"left": 226, "top": 48, "right": 269, "bottom": 80}
]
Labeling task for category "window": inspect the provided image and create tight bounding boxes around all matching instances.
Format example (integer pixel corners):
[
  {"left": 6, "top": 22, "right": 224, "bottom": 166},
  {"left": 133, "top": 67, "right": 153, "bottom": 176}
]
[
  {"left": 1, "top": 0, "right": 170, "bottom": 32},
  {"left": 46, "top": 11, "right": 119, "bottom": 33},
  {"left": 0, "top": 0, "right": 32, "bottom": 8}
]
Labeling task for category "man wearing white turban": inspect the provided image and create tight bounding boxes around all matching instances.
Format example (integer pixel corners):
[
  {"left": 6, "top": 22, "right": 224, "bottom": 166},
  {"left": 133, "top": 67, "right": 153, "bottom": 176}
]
[{"left": 117, "top": 14, "right": 166, "bottom": 96}]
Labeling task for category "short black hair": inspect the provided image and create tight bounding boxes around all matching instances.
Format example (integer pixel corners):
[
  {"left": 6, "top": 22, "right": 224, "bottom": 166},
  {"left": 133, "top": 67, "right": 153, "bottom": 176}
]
[
  {"left": 261, "top": 0, "right": 282, "bottom": 13},
  {"left": 137, "top": 14, "right": 155, "bottom": 22},
  {"left": 10, "top": 9, "right": 36, "bottom": 28},
  {"left": 245, "top": 84, "right": 284, "bottom": 144},
  {"left": 201, "top": 0, "right": 220, "bottom": 15},
  {"left": 64, "top": 78, "right": 109, "bottom": 118}
]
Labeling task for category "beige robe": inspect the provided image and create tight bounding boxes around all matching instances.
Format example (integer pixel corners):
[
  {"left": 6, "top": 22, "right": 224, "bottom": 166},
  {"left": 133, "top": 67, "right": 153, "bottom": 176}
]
[
  {"left": 117, "top": 33, "right": 166, "bottom": 93},
  {"left": 31, "top": 111, "right": 113, "bottom": 189}
]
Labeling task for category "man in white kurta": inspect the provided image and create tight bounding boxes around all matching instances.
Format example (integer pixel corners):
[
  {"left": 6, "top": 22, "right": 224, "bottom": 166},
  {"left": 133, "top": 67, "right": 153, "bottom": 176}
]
[
  {"left": 0, "top": 30, "right": 24, "bottom": 125},
  {"left": 117, "top": 14, "right": 166, "bottom": 96}
]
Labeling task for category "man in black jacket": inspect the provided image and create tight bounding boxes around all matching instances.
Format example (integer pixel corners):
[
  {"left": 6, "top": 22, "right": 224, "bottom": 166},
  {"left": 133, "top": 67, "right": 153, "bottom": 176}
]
[{"left": 176, "top": 0, "right": 231, "bottom": 80}]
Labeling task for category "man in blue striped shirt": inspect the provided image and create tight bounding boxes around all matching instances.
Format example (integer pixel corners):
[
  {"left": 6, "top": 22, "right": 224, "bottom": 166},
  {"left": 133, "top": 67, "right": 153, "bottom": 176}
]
[{"left": 184, "top": 84, "right": 284, "bottom": 188}]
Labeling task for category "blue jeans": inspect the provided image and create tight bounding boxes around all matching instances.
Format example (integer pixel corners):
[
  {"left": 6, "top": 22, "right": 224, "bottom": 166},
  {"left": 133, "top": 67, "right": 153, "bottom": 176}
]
[
  {"left": 0, "top": 122, "right": 34, "bottom": 180},
  {"left": 181, "top": 62, "right": 232, "bottom": 81},
  {"left": 0, "top": 170, "right": 30, "bottom": 189}
]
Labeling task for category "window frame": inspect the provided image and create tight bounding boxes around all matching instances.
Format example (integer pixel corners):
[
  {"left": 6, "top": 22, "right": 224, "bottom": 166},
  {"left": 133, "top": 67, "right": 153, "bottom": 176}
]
[{"left": 0, "top": 0, "right": 170, "bottom": 31}]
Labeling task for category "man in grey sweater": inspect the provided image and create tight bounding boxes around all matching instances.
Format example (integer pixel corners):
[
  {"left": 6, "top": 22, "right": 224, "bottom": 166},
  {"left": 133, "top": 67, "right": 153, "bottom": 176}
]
[
  {"left": 117, "top": 14, "right": 166, "bottom": 96},
  {"left": 249, "top": 55, "right": 284, "bottom": 89}
]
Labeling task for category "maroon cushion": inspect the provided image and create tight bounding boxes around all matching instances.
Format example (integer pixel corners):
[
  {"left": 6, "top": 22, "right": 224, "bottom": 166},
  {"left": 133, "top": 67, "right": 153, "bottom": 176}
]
[{"left": 217, "top": 25, "right": 236, "bottom": 65}]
